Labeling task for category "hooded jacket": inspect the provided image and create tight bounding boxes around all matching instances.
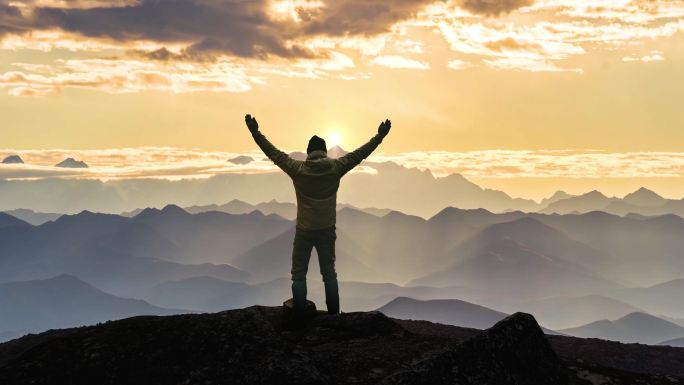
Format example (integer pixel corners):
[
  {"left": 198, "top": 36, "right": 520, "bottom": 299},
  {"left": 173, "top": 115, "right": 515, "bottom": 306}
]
[{"left": 251, "top": 130, "right": 383, "bottom": 230}]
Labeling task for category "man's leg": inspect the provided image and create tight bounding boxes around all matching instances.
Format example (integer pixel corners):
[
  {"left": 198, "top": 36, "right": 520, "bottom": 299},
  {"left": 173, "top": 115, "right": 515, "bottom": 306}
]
[
  {"left": 291, "top": 228, "right": 313, "bottom": 310},
  {"left": 315, "top": 227, "right": 339, "bottom": 314}
]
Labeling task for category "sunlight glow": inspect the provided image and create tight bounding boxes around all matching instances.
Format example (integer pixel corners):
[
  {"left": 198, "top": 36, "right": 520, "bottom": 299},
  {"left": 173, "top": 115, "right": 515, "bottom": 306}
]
[{"left": 328, "top": 132, "right": 342, "bottom": 147}]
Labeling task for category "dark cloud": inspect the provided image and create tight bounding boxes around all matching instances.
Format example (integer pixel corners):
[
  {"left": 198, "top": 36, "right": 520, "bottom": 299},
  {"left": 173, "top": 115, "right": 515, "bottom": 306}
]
[
  {"left": 300, "top": 0, "right": 433, "bottom": 36},
  {"left": 1, "top": 0, "right": 530, "bottom": 59},
  {"left": 0, "top": 4, "right": 26, "bottom": 36},
  {"left": 29, "top": 0, "right": 311, "bottom": 58},
  {"left": 1, "top": 0, "right": 438, "bottom": 59},
  {"left": 459, "top": 0, "right": 534, "bottom": 16}
]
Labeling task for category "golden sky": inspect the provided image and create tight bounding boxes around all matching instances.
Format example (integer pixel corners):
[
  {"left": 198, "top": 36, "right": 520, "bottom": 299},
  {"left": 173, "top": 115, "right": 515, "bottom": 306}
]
[{"left": 2, "top": 0, "right": 684, "bottom": 199}]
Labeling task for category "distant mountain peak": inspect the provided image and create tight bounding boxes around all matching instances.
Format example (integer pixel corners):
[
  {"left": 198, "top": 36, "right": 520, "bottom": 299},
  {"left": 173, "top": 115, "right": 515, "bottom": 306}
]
[
  {"left": 327, "top": 145, "right": 348, "bottom": 159},
  {"left": 585, "top": 190, "right": 608, "bottom": 198},
  {"left": 288, "top": 151, "right": 307, "bottom": 161},
  {"left": 228, "top": 155, "right": 254, "bottom": 165},
  {"left": 487, "top": 216, "right": 546, "bottom": 233},
  {"left": 2, "top": 155, "right": 24, "bottom": 164},
  {"left": 135, "top": 205, "right": 189, "bottom": 219},
  {"left": 55, "top": 157, "right": 88, "bottom": 168},
  {"left": 161, "top": 204, "right": 188, "bottom": 215},
  {"left": 623, "top": 187, "right": 664, "bottom": 206},
  {"left": 44, "top": 273, "right": 91, "bottom": 287},
  {"left": 540, "top": 190, "right": 573, "bottom": 206}
]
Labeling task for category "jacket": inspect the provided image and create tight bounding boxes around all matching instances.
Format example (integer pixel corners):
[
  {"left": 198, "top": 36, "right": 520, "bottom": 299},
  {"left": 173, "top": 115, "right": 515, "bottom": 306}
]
[{"left": 251, "top": 131, "right": 383, "bottom": 230}]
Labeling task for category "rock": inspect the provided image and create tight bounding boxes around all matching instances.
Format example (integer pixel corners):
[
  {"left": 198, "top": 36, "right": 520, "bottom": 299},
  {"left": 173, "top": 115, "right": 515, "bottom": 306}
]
[
  {"left": 383, "top": 312, "right": 571, "bottom": 385},
  {"left": 1, "top": 155, "right": 23, "bottom": 164},
  {"left": 0, "top": 306, "right": 327, "bottom": 385},
  {"left": 283, "top": 298, "right": 317, "bottom": 329},
  {"left": 55, "top": 158, "right": 88, "bottom": 168}
]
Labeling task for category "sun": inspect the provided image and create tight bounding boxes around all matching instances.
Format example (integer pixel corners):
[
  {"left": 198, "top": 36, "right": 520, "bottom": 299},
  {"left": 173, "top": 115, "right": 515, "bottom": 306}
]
[{"left": 328, "top": 132, "right": 342, "bottom": 147}]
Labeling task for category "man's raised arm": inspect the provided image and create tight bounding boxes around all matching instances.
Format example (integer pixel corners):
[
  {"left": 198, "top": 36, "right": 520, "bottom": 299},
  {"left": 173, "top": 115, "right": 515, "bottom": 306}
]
[
  {"left": 245, "top": 114, "right": 300, "bottom": 177},
  {"left": 335, "top": 119, "right": 391, "bottom": 176}
]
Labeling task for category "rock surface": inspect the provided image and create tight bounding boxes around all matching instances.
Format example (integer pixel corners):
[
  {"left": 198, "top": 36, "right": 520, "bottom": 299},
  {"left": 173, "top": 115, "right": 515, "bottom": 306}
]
[
  {"left": 384, "top": 313, "right": 570, "bottom": 385},
  {"left": 0, "top": 306, "right": 682, "bottom": 385}
]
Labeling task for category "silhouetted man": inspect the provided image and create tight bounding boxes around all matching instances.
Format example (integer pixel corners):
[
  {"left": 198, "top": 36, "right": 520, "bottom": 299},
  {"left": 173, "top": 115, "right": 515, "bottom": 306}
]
[{"left": 245, "top": 114, "right": 391, "bottom": 314}]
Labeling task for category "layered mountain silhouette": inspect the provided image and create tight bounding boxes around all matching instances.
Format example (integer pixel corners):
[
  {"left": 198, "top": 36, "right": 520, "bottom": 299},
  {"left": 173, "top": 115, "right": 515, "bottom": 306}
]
[
  {"left": 410, "top": 218, "right": 619, "bottom": 298},
  {"left": 0, "top": 213, "right": 30, "bottom": 229},
  {"left": 1, "top": 306, "right": 682, "bottom": 384},
  {"left": 660, "top": 337, "right": 684, "bottom": 347},
  {"left": 609, "top": 279, "right": 684, "bottom": 318},
  {"left": 231, "top": 225, "right": 386, "bottom": 282},
  {"left": 0, "top": 209, "right": 253, "bottom": 297},
  {"left": 2, "top": 203, "right": 684, "bottom": 342},
  {"left": 0, "top": 275, "right": 181, "bottom": 341},
  {"left": 541, "top": 190, "right": 614, "bottom": 214},
  {"left": 561, "top": 312, "right": 684, "bottom": 344},
  {"left": 540, "top": 187, "right": 684, "bottom": 218},
  {"left": 377, "top": 297, "right": 509, "bottom": 330},
  {"left": 183, "top": 199, "right": 297, "bottom": 219},
  {"left": 1, "top": 209, "right": 61, "bottom": 226},
  {"left": 510, "top": 294, "right": 644, "bottom": 330},
  {"left": 0, "top": 160, "right": 541, "bottom": 215}
]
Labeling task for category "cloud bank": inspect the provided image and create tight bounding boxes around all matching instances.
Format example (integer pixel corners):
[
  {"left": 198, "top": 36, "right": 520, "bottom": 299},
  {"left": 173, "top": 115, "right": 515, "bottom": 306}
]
[
  {"left": 4, "top": 148, "right": 684, "bottom": 180},
  {"left": 1, "top": 0, "right": 684, "bottom": 95}
]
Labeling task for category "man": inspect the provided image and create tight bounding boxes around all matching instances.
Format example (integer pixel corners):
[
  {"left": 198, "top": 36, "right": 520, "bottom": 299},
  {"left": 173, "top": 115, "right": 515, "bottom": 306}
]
[{"left": 245, "top": 114, "right": 391, "bottom": 314}]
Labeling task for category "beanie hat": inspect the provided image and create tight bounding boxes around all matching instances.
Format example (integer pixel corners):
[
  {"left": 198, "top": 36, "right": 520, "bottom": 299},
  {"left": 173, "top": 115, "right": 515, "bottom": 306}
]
[{"left": 307, "top": 135, "right": 327, "bottom": 154}]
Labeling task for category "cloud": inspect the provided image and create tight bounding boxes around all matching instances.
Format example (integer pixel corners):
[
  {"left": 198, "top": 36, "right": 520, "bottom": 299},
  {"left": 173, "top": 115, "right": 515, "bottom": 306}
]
[
  {"left": 0, "top": 0, "right": 437, "bottom": 59},
  {"left": 459, "top": 0, "right": 534, "bottom": 16},
  {"left": 298, "top": 0, "right": 433, "bottom": 36},
  {"left": 622, "top": 51, "right": 665, "bottom": 63},
  {"left": 5, "top": 148, "right": 684, "bottom": 181},
  {"left": 2, "top": 0, "right": 684, "bottom": 92},
  {"left": 0, "top": 58, "right": 260, "bottom": 95},
  {"left": 447, "top": 58, "right": 475, "bottom": 69},
  {"left": 417, "top": 0, "right": 684, "bottom": 72},
  {"left": 0, "top": 3, "right": 25, "bottom": 37},
  {"left": 371, "top": 55, "right": 429, "bottom": 69},
  {"left": 374, "top": 150, "right": 684, "bottom": 178}
]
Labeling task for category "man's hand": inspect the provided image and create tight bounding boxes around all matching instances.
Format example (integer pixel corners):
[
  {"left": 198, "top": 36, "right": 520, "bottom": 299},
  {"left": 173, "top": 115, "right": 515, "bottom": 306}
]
[
  {"left": 378, "top": 119, "right": 391, "bottom": 138},
  {"left": 245, "top": 114, "right": 259, "bottom": 134}
]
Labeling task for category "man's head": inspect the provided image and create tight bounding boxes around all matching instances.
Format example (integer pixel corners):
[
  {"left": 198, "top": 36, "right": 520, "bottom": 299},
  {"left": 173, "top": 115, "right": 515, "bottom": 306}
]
[{"left": 307, "top": 135, "right": 327, "bottom": 154}]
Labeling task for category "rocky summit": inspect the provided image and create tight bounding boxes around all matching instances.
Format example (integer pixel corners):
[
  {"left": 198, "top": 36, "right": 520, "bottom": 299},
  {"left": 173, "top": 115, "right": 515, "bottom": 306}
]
[{"left": 0, "top": 305, "right": 682, "bottom": 385}]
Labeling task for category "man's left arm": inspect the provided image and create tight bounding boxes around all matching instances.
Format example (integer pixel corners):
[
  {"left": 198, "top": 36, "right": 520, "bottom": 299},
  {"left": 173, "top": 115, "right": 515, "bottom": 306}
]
[
  {"left": 245, "top": 114, "right": 300, "bottom": 177},
  {"left": 335, "top": 119, "right": 391, "bottom": 176}
]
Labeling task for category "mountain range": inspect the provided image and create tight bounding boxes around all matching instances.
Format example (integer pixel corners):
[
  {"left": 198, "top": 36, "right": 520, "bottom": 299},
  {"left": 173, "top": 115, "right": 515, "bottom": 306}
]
[
  {"left": 2, "top": 202, "right": 684, "bottom": 344},
  {"left": 0, "top": 275, "right": 181, "bottom": 342},
  {"left": 541, "top": 187, "right": 684, "bottom": 217},
  {"left": 0, "top": 159, "right": 541, "bottom": 216},
  {"left": 377, "top": 297, "right": 509, "bottom": 330},
  {"left": 560, "top": 312, "right": 684, "bottom": 345}
]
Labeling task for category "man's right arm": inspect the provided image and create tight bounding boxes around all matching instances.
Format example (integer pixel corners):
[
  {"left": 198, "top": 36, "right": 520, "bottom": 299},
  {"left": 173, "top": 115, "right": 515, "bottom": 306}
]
[{"left": 245, "top": 114, "right": 300, "bottom": 177}]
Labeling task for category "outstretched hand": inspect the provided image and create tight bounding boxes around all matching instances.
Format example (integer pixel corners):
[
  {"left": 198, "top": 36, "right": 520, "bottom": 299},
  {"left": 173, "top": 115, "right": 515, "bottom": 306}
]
[
  {"left": 245, "top": 114, "right": 259, "bottom": 133},
  {"left": 378, "top": 119, "right": 391, "bottom": 138}
]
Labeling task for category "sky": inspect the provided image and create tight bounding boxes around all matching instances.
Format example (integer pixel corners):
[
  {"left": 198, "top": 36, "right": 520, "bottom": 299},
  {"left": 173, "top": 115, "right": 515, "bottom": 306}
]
[{"left": 2, "top": 0, "right": 684, "bottom": 200}]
